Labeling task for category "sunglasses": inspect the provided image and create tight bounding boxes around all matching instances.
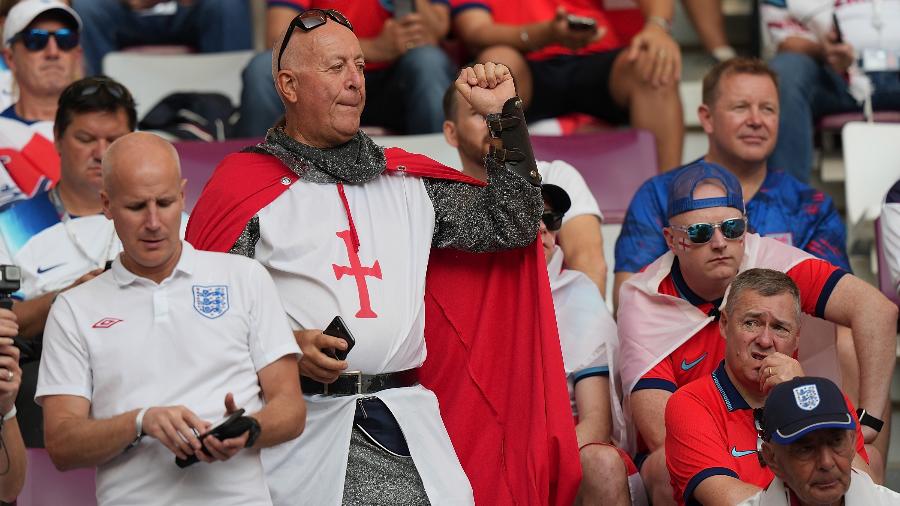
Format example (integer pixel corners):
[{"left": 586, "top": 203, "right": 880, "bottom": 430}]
[
  {"left": 11, "top": 28, "right": 79, "bottom": 51},
  {"left": 73, "top": 78, "right": 127, "bottom": 99},
  {"left": 542, "top": 211, "right": 564, "bottom": 232},
  {"left": 670, "top": 217, "right": 746, "bottom": 244},
  {"left": 276, "top": 9, "right": 353, "bottom": 71}
]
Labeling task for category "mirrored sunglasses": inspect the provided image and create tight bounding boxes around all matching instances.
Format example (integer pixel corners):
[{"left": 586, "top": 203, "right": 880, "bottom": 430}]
[
  {"left": 276, "top": 9, "right": 353, "bottom": 71},
  {"left": 12, "top": 28, "right": 79, "bottom": 51},
  {"left": 671, "top": 217, "right": 746, "bottom": 244}
]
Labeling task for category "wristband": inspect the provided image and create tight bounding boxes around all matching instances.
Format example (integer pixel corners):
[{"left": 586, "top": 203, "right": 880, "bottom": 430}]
[
  {"left": 519, "top": 28, "right": 530, "bottom": 50},
  {"left": 127, "top": 407, "right": 148, "bottom": 451},
  {"left": 646, "top": 15, "right": 671, "bottom": 33},
  {"left": 2, "top": 405, "right": 15, "bottom": 422},
  {"left": 856, "top": 408, "right": 885, "bottom": 433}
]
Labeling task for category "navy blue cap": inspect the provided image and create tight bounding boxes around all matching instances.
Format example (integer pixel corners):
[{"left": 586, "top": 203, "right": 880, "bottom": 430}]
[
  {"left": 666, "top": 161, "right": 745, "bottom": 219},
  {"left": 763, "top": 377, "right": 856, "bottom": 444}
]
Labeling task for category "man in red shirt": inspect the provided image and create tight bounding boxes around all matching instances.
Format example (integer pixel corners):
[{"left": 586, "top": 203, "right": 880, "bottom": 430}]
[
  {"left": 236, "top": 0, "right": 456, "bottom": 136},
  {"left": 451, "top": 0, "right": 683, "bottom": 171},
  {"left": 616, "top": 162, "right": 896, "bottom": 504},
  {"left": 664, "top": 268, "right": 871, "bottom": 505}
]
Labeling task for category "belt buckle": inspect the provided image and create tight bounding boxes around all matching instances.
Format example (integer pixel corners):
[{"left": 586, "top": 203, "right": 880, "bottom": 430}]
[{"left": 346, "top": 370, "right": 364, "bottom": 395}]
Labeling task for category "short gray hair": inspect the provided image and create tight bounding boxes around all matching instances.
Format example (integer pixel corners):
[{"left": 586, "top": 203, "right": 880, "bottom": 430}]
[{"left": 724, "top": 268, "right": 801, "bottom": 322}]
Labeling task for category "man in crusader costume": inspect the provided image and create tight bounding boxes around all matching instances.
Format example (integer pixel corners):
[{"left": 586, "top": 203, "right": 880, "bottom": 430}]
[{"left": 186, "top": 8, "right": 580, "bottom": 506}]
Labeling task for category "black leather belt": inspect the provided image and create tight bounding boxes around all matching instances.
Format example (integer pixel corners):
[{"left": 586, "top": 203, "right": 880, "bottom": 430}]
[{"left": 301, "top": 368, "right": 420, "bottom": 396}]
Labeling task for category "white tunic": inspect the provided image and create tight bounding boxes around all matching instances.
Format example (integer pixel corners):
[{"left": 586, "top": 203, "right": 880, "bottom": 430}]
[
  {"left": 737, "top": 469, "right": 900, "bottom": 505},
  {"left": 36, "top": 242, "right": 300, "bottom": 505},
  {"left": 258, "top": 172, "right": 475, "bottom": 505}
]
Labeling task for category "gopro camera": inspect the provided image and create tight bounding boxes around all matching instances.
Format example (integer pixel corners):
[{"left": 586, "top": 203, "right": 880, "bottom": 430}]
[{"left": 0, "top": 265, "right": 21, "bottom": 310}]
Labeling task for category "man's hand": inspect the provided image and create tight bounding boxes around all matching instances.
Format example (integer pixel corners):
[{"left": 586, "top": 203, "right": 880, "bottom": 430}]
[
  {"left": 823, "top": 30, "right": 855, "bottom": 74},
  {"left": 625, "top": 23, "right": 681, "bottom": 88},
  {"left": 549, "top": 7, "right": 604, "bottom": 51},
  {"left": 372, "top": 15, "right": 432, "bottom": 61},
  {"left": 202, "top": 393, "right": 251, "bottom": 462},
  {"left": 758, "top": 353, "right": 804, "bottom": 395},
  {"left": 295, "top": 329, "right": 348, "bottom": 383},
  {"left": 0, "top": 335, "right": 20, "bottom": 417},
  {"left": 455, "top": 62, "right": 516, "bottom": 116},
  {"left": 141, "top": 405, "right": 209, "bottom": 461}
]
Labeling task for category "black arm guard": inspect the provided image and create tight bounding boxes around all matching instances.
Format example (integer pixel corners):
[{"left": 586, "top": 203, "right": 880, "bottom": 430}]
[{"left": 486, "top": 96, "right": 541, "bottom": 187}]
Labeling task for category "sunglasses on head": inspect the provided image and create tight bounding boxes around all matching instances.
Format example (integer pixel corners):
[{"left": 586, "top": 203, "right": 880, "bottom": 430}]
[
  {"left": 11, "top": 28, "right": 79, "bottom": 51},
  {"left": 670, "top": 217, "right": 747, "bottom": 244},
  {"left": 542, "top": 211, "right": 564, "bottom": 232},
  {"left": 276, "top": 9, "right": 353, "bottom": 71}
]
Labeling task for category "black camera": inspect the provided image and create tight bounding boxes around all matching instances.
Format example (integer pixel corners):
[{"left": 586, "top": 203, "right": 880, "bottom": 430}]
[{"left": 0, "top": 265, "right": 21, "bottom": 310}]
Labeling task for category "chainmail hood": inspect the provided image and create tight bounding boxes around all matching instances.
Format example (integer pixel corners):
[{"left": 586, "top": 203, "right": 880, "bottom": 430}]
[{"left": 253, "top": 126, "right": 387, "bottom": 184}]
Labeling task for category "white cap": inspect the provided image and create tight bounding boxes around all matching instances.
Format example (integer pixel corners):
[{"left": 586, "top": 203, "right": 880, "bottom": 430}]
[{"left": 3, "top": 0, "right": 83, "bottom": 48}]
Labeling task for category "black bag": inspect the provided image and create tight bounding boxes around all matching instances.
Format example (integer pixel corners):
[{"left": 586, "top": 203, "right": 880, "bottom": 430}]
[{"left": 139, "top": 92, "right": 237, "bottom": 141}]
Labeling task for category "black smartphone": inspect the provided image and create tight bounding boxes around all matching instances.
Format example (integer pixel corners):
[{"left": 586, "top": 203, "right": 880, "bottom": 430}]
[
  {"left": 566, "top": 14, "right": 597, "bottom": 32},
  {"left": 394, "top": 0, "right": 416, "bottom": 18},
  {"left": 323, "top": 316, "right": 356, "bottom": 361},
  {"left": 832, "top": 12, "right": 843, "bottom": 43},
  {"left": 175, "top": 408, "right": 247, "bottom": 468}
]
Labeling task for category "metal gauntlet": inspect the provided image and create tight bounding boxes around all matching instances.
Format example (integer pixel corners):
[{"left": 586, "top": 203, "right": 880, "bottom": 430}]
[{"left": 486, "top": 97, "right": 541, "bottom": 187}]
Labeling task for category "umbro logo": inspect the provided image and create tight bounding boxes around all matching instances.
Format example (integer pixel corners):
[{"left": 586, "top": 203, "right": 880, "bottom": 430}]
[{"left": 92, "top": 318, "right": 123, "bottom": 329}]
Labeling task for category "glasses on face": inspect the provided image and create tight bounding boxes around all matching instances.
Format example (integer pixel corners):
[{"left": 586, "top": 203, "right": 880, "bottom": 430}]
[
  {"left": 276, "top": 9, "right": 354, "bottom": 71},
  {"left": 670, "top": 217, "right": 747, "bottom": 244},
  {"left": 11, "top": 28, "right": 79, "bottom": 52},
  {"left": 542, "top": 212, "right": 563, "bottom": 232}
]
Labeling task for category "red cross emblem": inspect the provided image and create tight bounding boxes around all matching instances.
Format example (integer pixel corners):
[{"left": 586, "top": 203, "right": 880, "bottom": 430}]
[{"left": 332, "top": 230, "right": 382, "bottom": 318}]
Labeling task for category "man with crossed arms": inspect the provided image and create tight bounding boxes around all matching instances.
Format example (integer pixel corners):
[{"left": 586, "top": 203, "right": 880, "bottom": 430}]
[{"left": 616, "top": 162, "right": 896, "bottom": 505}]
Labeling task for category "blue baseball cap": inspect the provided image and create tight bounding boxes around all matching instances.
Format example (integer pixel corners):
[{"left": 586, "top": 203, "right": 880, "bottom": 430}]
[
  {"left": 666, "top": 161, "right": 745, "bottom": 219},
  {"left": 762, "top": 377, "right": 856, "bottom": 444}
]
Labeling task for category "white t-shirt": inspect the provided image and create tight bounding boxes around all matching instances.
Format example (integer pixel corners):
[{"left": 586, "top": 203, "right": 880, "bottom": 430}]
[
  {"left": 538, "top": 159, "right": 604, "bottom": 224},
  {"left": 737, "top": 469, "right": 900, "bottom": 505},
  {"left": 257, "top": 172, "right": 474, "bottom": 505},
  {"left": 36, "top": 242, "right": 300, "bottom": 506},
  {"left": 763, "top": 0, "right": 900, "bottom": 51}
]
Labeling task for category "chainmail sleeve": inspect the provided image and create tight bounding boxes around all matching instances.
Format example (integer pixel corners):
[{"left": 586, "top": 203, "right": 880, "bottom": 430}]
[
  {"left": 228, "top": 215, "right": 261, "bottom": 258},
  {"left": 424, "top": 157, "right": 542, "bottom": 252}
]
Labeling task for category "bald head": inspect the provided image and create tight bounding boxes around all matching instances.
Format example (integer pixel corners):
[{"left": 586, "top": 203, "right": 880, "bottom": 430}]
[
  {"left": 272, "top": 18, "right": 365, "bottom": 147},
  {"left": 102, "top": 132, "right": 181, "bottom": 195}
]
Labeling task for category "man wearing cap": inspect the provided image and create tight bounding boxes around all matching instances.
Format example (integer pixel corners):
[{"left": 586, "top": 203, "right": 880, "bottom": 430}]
[
  {"left": 617, "top": 163, "right": 896, "bottom": 504},
  {"left": 2, "top": 0, "right": 82, "bottom": 128},
  {"left": 614, "top": 58, "right": 849, "bottom": 308},
  {"left": 665, "top": 270, "right": 873, "bottom": 505},
  {"left": 542, "top": 183, "right": 643, "bottom": 505},
  {"left": 443, "top": 82, "right": 609, "bottom": 296},
  {"left": 742, "top": 377, "right": 900, "bottom": 505}
]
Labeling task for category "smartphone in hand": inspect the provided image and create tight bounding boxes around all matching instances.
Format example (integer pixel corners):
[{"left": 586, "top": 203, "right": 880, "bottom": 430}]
[
  {"left": 323, "top": 316, "right": 356, "bottom": 361},
  {"left": 175, "top": 409, "right": 247, "bottom": 468},
  {"left": 394, "top": 0, "right": 416, "bottom": 18},
  {"left": 566, "top": 14, "right": 597, "bottom": 32}
]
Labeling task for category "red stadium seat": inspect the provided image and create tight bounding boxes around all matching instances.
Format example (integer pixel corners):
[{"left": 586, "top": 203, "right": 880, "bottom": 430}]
[
  {"left": 175, "top": 138, "right": 263, "bottom": 213},
  {"left": 17, "top": 449, "right": 96, "bottom": 505},
  {"left": 531, "top": 129, "right": 658, "bottom": 224}
]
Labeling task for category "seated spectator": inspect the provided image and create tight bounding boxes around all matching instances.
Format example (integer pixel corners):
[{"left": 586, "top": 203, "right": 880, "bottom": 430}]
[
  {"left": 665, "top": 270, "right": 872, "bottom": 505},
  {"left": 614, "top": 58, "right": 850, "bottom": 309},
  {"left": 542, "top": 183, "right": 643, "bottom": 505},
  {"left": 236, "top": 1, "right": 456, "bottom": 137},
  {"left": 0, "top": 307, "right": 25, "bottom": 502},
  {"left": 442, "top": 83, "right": 608, "bottom": 295},
  {"left": 742, "top": 376, "right": 900, "bottom": 505},
  {"left": 38, "top": 132, "right": 305, "bottom": 505},
  {"left": 2, "top": 0, "right": 81, "bottom": 130},
  {"left": 0, "top": 75, "right": 138, "bottom": 448},
  {"left": 71, "top": 0, "right": 252, "bottom": 76},
  {"left": 451, "top": 0, "right": 683, "bottom": 171},
  {"left": 881, "top": 178, "right": 900, "bottom": 295},
  {"left": 763, "top": 0, "right": 900, "bottom": 182},
  {"left": 617, "top": 163, "right": 895, "bottom": 504}
]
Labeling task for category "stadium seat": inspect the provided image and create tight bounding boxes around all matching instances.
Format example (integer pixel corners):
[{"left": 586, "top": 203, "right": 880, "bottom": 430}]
[
  {"left": 175, "top": 138, "right": 262, "bottom": 212},
  {"left": 842, "top": 121, "right": 900, "bottom": 225},
  {"left": 17, "top": 449, "right": 96, "bottom": 505}
]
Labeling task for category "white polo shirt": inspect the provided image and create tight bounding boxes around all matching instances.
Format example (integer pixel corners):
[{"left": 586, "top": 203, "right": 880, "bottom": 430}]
[{"left": 36, "top": 242, "right": 300, "bottom": 506}]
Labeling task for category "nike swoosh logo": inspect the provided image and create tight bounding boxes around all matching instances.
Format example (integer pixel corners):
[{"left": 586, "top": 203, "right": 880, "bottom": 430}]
[
  {"left": 681, "top": 352, "right": 708, "bottom": 371},
  {"left": 36, "top": 263, "right": 65, "bottom": 274},
  {"left": 731, "top": 447, "right": 756, "bottom": 458}
]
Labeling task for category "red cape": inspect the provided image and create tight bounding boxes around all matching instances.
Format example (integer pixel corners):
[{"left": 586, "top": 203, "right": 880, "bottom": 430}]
[{"left": 185, "top": 147, "right": 580, "bottom": 505}]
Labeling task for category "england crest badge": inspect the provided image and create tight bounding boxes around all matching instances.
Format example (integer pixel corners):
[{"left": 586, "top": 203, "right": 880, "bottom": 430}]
[
  {"left": 793, "top": 384, "right": 820, "bottom": 411},
  {"left": 193, "top": 285, "right": 229, "bottom": 319}
]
